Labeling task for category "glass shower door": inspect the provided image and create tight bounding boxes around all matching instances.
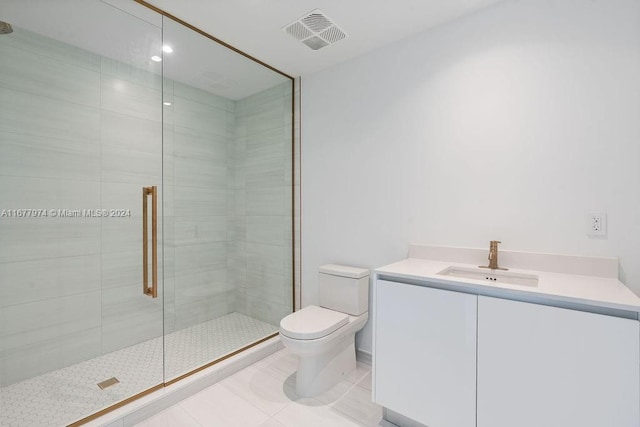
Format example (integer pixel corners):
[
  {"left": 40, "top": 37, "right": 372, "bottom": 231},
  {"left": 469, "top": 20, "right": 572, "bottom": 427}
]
[
  {"left": 161, "top": 15, "right": 294, "bottom": 382},
  {"left": 0, "top": 1, "right": 164, "bottom": 425}
]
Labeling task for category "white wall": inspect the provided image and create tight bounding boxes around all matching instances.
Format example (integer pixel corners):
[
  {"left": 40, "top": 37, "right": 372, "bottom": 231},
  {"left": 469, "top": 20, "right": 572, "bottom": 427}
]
[{"left": 301, "top": 0, "right": 640, "bottom": 353}]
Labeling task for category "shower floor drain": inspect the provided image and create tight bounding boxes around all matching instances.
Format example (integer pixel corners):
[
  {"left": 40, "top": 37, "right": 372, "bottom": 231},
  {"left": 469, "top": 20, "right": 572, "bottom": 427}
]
[{"left": 97, "top": 377, "right": 120, "bottom": 390}]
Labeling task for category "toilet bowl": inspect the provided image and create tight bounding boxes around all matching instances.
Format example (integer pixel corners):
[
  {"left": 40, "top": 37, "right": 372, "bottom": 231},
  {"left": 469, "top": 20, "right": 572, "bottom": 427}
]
[{"left": 279, "top": 264, "right": 369, "bottom": 397}]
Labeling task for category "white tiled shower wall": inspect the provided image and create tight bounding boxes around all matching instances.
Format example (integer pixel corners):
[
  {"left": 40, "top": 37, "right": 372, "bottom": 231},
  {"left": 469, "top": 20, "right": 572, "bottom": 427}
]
[
  {"left": 0, "top": 27, "right": 294, "bottom": 387},
  {"left": 165, "top": 70, "right": 294, "bottom": 332},
  {"left": 162, "top": 78, "right": 236, "bottom": 335},
  {"left": 0, "top": 26, "right": 163, "bottom": 387},
  {"left": 229, "top": 82, "right": 294, "bottom": 325}
]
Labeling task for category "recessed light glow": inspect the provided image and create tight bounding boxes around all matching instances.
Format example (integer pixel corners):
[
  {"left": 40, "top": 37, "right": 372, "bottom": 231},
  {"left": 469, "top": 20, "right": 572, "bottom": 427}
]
[
  {"left": 163, "top": 102, "right": 172, "bottom": 106},
  {"left": 151, "top": 55, "right": 162, "bottom": 62},
  {"left": 162, "top": 45, "right": 173, "bottom": 53}
]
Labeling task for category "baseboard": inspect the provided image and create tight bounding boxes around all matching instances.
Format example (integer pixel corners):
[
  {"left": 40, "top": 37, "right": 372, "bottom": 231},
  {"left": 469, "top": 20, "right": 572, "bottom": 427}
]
[
  {"left": 356, "top": 348, "right": 372, "bottom": 366},
  {"left": 383, "top": 408, "right": 427, "bottom": 427}
]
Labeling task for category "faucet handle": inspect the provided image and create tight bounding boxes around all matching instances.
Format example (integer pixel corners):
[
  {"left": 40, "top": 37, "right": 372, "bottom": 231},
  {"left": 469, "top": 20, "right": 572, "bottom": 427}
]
[{"left": 481, "top": 240, "right": 508, "bottom": 270}]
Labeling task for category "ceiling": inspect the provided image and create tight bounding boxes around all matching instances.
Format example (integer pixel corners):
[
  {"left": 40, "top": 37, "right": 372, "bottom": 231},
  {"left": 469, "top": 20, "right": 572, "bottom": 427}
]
[
  {"left": 144, "top": 0, "right": 506, "bottom": 77},
  {"left": 1, "top": 0, "right": 289, "bottom": 100},
  {"left": 1, "top": 0, "right": 506, "bottom": 98}
]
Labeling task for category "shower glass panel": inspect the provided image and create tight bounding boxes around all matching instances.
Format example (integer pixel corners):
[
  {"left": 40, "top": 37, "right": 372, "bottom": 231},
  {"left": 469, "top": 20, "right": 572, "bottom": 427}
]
[
  {"left": 162, "top": 16, "right": 294, "bottom": 382},
  {"left": 0, "top": 0, "right": 164, "bottom": 425},
  {"left": 0, "top": 1, "right": 293, "bottom": 424}
]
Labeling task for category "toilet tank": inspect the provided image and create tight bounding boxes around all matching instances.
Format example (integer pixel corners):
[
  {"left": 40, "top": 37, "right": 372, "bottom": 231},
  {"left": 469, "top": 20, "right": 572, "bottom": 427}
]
[{"left": 318, "top": 264, "right": 369, "bottom": 315}]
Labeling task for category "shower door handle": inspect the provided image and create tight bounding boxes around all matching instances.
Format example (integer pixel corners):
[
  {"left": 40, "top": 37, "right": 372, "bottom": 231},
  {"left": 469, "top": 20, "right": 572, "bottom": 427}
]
[{"left": 143, "top": 186, "right": 158, "bottom": 298}]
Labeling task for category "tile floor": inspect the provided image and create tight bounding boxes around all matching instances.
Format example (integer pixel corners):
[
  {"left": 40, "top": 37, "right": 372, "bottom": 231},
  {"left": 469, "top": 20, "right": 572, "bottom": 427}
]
[
  {"left": 164, "top": 313, "right": 278, "bottom": 380},
  {"left": 0, "top": 313, "right": 277, "bottom": 427},
  {"left": 134, "top": 348, "right": 388, "bottom": 427}
]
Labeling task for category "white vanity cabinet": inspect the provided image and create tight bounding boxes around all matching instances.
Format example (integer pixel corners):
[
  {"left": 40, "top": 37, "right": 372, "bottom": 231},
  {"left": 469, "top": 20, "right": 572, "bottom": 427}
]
[
  {"left": 374, "top": 277, "right": 640, "bottom": 427},
  {"left": 374, "top": 279, "right": 478, "bottom": 427},
  {"left": 477, "top": 296, "right": 640, "bottom": 427}
]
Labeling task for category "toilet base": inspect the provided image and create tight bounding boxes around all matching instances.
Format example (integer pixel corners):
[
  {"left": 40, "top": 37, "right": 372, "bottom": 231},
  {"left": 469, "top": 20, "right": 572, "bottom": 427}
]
[{"left": 295, "top": 337, "right": 356, "bottom": 397}]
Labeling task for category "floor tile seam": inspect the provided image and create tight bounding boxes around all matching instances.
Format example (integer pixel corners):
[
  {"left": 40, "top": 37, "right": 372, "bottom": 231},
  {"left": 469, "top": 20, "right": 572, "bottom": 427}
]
[
  {"left": 214, "top": 374, "right": 286, "bottom": 420},
  {"left": 321, "top": 380, "right": 360, "bottom": 407},
  {"left": 344, "top": 365, "right": 372, "bottom": 385},
  {"left": 329, "top": 403, "right": 377, "bottom": 427},
  {"left": 250, "top": 361, "right": 296, "bottom": 384},
  {"left": 286, "top": 396, "right": 325, "bottom": 410},
  {"left": 215, "top": 359, "right": 302, "bottom": 418},
  {"left": 173, "top": 403, "right": 205, "bottom": 427},
  {"left": 274, "top": 395, "right": 367, "bottom": 426},
  {"left": 216, "top": 367, "right": 259, "bottom": 399},
  {"left": 176, "top": 399, "right": 204, "bottom": 423},
  {"left": 265, "top": 398, "right": 295, "bottom": 421},
  {"left": 353, "top": 379, "right": 372, "bottom": 393},
  {"left": 250, "top": 358, "right": 296, "bottom": 382},
  {"left": 269, "top": 401, "right": 305, "bottom": 426},
  {"left": 241, "top": 353, "right": 371, "bottom": 406},
  {"left": 328, "top": 383, "right": 382, "bottom": 427}
]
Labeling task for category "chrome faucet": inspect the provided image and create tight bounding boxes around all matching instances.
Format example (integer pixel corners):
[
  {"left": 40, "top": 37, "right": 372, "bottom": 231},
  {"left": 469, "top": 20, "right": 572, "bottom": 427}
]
[{"left": 480, "top": 240, "right": 508, "bottom": 271}]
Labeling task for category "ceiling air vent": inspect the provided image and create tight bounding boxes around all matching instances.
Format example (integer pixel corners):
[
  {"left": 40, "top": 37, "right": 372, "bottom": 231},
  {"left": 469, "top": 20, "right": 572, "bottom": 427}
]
[{"left": 283, "top": 9, "right": 348, "bottom": 51}]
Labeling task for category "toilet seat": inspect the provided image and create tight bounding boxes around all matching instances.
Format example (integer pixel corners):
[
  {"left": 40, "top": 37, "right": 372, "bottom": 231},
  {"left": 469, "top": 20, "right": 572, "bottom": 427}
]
[{"left": 280, "top": 305, "right": 349, "bottom": 340}]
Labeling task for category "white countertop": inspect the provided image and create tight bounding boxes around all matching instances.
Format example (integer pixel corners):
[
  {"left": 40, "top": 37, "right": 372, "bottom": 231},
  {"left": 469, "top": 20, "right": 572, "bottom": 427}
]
[{"left": 375, "top": 257, "right": 640, "bottom": 313}]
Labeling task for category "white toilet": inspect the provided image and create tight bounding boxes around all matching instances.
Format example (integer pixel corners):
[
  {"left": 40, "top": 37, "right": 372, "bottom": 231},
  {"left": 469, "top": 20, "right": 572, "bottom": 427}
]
[{"left": 279, "top": 264, "right": 369, "bottom": 397}]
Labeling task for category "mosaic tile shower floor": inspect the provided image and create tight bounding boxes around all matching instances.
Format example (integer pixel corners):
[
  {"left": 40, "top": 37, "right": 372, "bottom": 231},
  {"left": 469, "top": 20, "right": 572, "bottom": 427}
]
[{"left": 0, "top": 312, "right": 278, "bottom": 427}]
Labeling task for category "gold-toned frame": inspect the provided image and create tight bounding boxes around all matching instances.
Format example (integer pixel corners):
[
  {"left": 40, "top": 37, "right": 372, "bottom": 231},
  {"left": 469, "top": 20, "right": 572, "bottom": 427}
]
[{"left": 68, "top": 2, "right": 297, "bottom": 425}]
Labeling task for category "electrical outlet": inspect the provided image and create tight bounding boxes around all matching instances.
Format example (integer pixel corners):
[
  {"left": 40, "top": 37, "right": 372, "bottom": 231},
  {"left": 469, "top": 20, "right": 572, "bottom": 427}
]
[{"left": 585, "top": 211, "right": 607, "bottom": 237}]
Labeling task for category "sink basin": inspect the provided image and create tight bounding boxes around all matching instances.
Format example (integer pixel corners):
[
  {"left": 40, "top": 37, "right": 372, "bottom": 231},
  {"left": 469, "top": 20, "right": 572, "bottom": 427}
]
[{"left": 437, "top": 266, "right": 539, "bottom": 287}]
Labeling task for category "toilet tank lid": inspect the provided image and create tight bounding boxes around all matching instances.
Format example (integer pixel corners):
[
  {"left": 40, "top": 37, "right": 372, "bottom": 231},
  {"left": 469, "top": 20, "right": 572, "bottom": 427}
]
[{"left": 319, "top": 264, "right": 369, "bottom": 279}]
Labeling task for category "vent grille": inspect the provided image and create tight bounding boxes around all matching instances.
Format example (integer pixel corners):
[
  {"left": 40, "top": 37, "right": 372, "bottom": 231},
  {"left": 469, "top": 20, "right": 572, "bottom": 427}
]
[
  {"left": 283, "top": 9, "right": 348, "bottom": 51},
  {"left": 302, "top": 36, "right": 329, "bottom": 51},
  {"left": 285, "top": 21, "right": 312, "bottom": 41},
  {"left": 302, "top": 13, "right": 332, "bottom": 32},
  {"left": 320, "top": 26, "right": 346, "bottom": 44}
]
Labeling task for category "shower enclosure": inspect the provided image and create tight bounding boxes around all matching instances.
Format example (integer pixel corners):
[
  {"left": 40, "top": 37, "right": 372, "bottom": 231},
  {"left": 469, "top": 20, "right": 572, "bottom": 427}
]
[{"left": 0, "top": 1, "right": 294, "bottom": 425}]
